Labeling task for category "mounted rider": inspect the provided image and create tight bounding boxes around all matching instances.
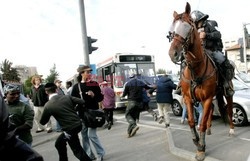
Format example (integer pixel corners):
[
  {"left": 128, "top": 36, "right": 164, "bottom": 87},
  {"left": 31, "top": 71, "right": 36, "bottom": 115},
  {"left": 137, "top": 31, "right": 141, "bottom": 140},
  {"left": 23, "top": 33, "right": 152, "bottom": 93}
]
[{"left": 190, "top": 10, "right": 235, "bottom": 97}]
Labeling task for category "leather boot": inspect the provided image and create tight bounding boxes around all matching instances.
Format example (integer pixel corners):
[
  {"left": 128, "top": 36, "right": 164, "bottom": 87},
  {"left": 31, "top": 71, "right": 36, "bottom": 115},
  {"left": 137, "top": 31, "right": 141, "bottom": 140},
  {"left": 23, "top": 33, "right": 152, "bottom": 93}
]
[{"left": 223, "top": 81, "right": 234, "bottom": 97}]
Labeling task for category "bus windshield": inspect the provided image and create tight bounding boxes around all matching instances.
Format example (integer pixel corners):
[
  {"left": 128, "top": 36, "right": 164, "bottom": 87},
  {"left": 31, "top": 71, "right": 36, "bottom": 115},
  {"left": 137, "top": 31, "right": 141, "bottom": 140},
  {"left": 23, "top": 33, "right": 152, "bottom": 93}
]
[{"left": 114, "top": 63, "right": 155, "bottom": 87}]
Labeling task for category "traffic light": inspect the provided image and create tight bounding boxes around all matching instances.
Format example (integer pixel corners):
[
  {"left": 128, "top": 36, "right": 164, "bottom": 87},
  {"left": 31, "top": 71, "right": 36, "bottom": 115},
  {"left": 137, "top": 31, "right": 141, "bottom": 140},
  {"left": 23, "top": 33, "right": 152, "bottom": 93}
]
[{"left": 87, "top": 36, "right": 98, "bottom": 54}]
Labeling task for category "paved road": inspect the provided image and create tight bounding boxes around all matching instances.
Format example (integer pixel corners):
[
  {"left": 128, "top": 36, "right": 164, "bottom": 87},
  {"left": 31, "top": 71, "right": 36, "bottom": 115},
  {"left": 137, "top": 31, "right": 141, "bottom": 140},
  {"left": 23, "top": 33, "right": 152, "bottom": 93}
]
[
  {"left": 32, "top": 108, "right": 250, "bottom": 161},
  {"left": 32, "top": 116, "right": 187, "bottom": 161}
]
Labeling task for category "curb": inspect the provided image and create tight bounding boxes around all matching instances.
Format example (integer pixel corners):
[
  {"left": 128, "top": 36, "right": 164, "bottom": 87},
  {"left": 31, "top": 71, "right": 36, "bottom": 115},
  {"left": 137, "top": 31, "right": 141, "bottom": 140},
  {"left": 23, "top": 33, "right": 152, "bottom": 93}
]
[{"left": 166, "top": 128, "right": 222, "bottom": 161}]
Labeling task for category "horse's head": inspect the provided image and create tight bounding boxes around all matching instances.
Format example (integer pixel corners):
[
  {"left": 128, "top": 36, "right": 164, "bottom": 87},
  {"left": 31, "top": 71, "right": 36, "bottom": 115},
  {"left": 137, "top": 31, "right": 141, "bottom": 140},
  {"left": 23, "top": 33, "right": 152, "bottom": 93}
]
[{"left": 168, "top": 2, "right": 194, "bottom": 63}]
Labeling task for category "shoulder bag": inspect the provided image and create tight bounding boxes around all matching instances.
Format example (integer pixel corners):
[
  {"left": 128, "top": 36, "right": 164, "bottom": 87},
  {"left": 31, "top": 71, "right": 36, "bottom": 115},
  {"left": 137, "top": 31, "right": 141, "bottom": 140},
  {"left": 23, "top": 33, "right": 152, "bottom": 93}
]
[{"left": 78, "top": 83, "right": 106, "bottom": 128}]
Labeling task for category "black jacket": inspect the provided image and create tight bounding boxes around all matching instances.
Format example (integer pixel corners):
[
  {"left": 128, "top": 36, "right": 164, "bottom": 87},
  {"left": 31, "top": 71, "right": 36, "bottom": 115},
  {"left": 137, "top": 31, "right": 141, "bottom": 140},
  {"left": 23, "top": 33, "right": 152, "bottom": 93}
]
[
  {"left": 40, "top": 95, "right": 84, "bottom": 131},
  {"left": 122, "top": 78, "right": 151, "bottom": 102},
  {"left": 202, "top": 20, "right": 223, "bottom": 52},
  {"left": 71, "top": 81, "right": 103, "bottom": 110},
  {"left": 30, "top": 85, "right": 48, "bottom": 106}
]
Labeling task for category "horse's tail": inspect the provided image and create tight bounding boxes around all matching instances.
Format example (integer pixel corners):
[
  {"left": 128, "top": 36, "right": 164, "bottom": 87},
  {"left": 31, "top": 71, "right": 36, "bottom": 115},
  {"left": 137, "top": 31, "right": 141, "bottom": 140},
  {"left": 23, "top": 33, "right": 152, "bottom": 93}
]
[{"left": 216, "top": 91, "right": 227, "bottom": 124}]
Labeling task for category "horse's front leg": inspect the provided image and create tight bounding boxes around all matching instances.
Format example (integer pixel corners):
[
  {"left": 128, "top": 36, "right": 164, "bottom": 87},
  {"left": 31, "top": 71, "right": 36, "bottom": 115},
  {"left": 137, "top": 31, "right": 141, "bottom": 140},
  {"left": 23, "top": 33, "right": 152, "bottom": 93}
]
[
  {"left": 195, "top": 99, "right": 213, "bottom": 161},
  {"left": 186, "top": 101, "right": 199, "bottom": 146}
]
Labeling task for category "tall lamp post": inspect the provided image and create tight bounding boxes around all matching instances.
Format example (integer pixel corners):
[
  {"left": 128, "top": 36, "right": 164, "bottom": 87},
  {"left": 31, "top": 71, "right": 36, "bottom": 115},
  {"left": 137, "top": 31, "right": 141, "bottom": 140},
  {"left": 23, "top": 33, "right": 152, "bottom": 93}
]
[
  {"left": 79, "top": 0, "right": 90, "bottom": 65},
  {"left": 243, "top": 23, "right": 250, "bottom": 73}
]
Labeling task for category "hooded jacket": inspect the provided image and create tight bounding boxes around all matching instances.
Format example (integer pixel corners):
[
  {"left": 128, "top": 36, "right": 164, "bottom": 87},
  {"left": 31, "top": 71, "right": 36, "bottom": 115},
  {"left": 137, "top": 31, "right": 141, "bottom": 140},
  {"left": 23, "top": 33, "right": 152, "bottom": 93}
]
[{"left": 156, "top": 76, "right": 177, "bottom": 103}]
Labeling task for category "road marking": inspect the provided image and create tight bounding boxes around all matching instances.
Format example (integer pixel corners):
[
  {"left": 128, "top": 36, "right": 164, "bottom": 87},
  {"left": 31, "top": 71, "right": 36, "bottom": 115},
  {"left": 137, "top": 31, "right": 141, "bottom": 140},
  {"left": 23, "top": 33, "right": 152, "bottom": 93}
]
[{"left": 239, "top": 137, "right": 250, "bottom": 141}]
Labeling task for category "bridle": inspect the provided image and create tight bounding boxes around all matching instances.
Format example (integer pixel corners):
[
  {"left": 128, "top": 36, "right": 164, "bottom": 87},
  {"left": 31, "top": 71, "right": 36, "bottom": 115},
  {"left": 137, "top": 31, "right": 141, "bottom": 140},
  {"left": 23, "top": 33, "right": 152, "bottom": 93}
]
[
  {"left": 168, "top": 14, "right": 217, "bottom": 105},
  {"left": 168, "top": 15, "right": 203, "bottom": 67}
]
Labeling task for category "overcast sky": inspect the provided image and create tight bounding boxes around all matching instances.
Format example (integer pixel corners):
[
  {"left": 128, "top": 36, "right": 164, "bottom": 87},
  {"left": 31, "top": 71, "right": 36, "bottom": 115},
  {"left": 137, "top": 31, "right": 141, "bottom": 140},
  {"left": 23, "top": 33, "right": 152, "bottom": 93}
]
[{"left": 0, "top": 0, "right": 250, "bottom": 82}]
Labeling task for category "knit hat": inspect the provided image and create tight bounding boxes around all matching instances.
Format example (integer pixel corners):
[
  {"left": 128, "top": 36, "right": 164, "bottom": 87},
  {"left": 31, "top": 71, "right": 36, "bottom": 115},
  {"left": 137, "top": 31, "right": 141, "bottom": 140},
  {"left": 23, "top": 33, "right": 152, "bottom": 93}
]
[{"left": 4, "top": 84, "right": 20, "bottom": 95}]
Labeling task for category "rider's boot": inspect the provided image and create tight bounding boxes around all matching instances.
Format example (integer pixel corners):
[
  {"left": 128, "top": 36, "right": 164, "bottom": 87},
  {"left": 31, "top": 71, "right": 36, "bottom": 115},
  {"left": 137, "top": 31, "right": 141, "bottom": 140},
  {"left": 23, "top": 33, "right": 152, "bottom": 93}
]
[{"left": 223, "top": 81, "right": 234, "bottom": 97}]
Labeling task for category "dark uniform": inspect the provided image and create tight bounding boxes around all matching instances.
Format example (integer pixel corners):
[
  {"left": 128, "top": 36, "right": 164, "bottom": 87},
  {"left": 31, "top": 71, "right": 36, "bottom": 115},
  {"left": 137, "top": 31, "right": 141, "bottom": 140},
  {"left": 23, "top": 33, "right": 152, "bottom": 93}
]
[{"left": 191, "top": 10, "right": 234, "bottom": 97}]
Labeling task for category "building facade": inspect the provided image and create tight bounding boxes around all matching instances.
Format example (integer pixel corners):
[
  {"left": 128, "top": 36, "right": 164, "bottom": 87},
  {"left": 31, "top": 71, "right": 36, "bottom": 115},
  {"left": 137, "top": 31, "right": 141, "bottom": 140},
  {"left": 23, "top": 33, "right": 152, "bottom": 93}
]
[
  {"left": 15, "top": 65, "right": 38, "bottom": 83},
  {"left": 224, "top": 37, "right": 250, "bottom": 73}
]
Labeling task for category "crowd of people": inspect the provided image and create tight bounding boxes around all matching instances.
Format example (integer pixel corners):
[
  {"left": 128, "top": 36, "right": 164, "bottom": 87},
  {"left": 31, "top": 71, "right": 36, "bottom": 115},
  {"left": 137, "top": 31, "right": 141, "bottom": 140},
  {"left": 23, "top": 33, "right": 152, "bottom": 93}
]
[{"left": 0, "top": 8, "right": 231, "bottom": 161}]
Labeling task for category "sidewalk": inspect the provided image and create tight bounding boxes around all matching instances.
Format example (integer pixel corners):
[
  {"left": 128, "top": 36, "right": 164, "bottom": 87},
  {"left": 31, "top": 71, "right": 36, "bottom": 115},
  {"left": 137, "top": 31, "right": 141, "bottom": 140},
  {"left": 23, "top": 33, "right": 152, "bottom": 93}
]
[{"left": 166, "top": 117, "right": 250, "bottom": 161}]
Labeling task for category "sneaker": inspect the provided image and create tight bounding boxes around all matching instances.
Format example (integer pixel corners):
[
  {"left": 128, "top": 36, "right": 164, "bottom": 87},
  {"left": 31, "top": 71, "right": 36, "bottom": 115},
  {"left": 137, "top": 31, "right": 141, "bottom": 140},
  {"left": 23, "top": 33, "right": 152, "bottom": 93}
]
[
  {"left": 35, "top": 129, "right": 44, "bottom": 133},
  {"left": 96, "top": 156, "right": 103, "bottom": 161},
  {"left": 47, "top": 129, "right": 53, "bottom": 133},
  {"left": 90, "top": 156, "right": 96, "bottom": 160},
  {"left": 107, "top": 123, "right": 112, "bottom": 130},
  {"left": 130, "top": 126, "right": 139, "bottom": 137},
  {"left": 165, "top": 123, "right": 170, "bottom": 128},
  {"left": 158, "top": 117, "right": 164, "bottom": 124},
  {"left": 180, "top": 119, "right": 184, "bottom": 124},
  {"left": 153, "top": 113, "right": 158, "bottom": 121}
]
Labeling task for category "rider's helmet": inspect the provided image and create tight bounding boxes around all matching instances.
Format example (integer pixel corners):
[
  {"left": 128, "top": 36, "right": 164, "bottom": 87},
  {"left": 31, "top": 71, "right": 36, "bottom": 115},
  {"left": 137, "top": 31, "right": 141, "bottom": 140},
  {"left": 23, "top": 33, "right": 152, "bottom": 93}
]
[{"left": 191, "top": 10, "right": 209, "bottom": 24}]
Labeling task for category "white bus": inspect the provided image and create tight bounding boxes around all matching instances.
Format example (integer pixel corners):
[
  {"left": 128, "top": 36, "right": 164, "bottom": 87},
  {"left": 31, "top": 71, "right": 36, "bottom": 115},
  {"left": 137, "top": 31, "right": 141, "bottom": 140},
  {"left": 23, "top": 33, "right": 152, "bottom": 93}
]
[{"left": 96, "top": 53, "right": 156, "bottom": 108}]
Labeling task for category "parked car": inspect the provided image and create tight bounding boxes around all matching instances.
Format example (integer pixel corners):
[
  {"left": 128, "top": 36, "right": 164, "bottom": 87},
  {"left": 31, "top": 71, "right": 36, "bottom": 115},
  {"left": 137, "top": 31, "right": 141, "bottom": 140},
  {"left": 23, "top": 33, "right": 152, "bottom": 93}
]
[
  {"left": 171, "top": 78, "right": 250, "bottom": 126},
  {"left": 235, "top": 72, "right": 250, "bottom": 86}
]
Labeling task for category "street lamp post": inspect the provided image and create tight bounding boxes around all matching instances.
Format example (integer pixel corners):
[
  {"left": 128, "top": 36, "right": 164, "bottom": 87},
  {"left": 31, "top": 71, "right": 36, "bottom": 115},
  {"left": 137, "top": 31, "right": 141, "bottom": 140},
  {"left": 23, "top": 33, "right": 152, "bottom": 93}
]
[{"left": 79, "top": 0, "right": 90, "bottom": 66}]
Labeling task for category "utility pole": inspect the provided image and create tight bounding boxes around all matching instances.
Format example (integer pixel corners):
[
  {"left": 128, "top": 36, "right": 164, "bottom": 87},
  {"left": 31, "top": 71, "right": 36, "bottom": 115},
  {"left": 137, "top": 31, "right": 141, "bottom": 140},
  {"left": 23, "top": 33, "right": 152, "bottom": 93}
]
[{"left": 79, "top": 0, "right": 90, "bottom": 65}]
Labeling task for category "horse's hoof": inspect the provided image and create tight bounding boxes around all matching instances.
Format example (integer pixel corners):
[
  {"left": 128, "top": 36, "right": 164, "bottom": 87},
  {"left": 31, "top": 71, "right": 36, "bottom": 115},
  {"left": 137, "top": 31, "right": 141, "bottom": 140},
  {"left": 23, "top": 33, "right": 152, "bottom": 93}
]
[
  {"left": 195, "top": 151, "right": 205, "bottom": 161},
  {"left": 206, "top": 128, "right": 212, "bottom": 135}
]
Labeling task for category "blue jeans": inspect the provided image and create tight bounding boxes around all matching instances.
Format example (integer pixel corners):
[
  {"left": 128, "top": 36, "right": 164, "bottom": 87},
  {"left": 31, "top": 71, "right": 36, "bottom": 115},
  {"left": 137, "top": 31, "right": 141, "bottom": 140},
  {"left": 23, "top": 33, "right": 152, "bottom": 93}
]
[
  {"left": 195, "top": 104, "right": 203, "bottom": 126},
  {"left": 182, "top": 103, "right": 203, "bottom": 126},
  {"left": 81, "top": 123, "right": 105, "bottom": 159}
]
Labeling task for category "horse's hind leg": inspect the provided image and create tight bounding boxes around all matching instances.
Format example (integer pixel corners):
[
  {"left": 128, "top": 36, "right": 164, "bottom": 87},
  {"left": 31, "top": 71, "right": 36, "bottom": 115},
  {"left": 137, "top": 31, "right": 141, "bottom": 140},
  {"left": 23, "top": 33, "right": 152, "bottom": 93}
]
[{"left": 226, "top": 96, "right": 235, "bottom": 136}]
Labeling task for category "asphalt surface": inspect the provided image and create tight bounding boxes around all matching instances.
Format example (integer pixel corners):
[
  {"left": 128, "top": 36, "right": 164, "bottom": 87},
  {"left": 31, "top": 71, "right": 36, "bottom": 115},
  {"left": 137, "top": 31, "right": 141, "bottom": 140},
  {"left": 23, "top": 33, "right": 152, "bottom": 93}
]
[{"left": 31, "top": 109, "right": 250, "bottom": 161}]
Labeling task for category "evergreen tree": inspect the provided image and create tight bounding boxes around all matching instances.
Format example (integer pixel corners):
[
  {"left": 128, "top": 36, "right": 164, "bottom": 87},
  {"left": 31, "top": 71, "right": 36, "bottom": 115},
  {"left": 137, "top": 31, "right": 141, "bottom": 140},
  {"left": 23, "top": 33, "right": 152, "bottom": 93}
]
[
  {"left": 45, "top": 64, "right": 59, "bottom": 83},
  {"left": 23, "top": 76, "right": 33, "bottom": 95},
  {"left": 0, "top": 59, "right": 20, "bottom": 82}
]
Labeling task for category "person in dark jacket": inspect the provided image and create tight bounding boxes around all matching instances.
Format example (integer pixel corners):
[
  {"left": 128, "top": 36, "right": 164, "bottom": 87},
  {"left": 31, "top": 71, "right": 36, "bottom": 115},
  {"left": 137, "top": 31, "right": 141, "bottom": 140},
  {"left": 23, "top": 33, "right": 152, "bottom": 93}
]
[
  {"left": 40, "top": 83, "right": 91, "bottom": 161},
  {"left": 71, "top": 65, "right": 105, "bottom": 161},
  {"left": 122, "top": 74, "right": 151, "bottom": 138},
  {"left": 30, "top": 75, "right": 52, "bottom": 133},
  {"left": 150, "top": 75, "right": 177, "bottom": 127},
  {"left": 0, "top": 92, "right": 44, "bottom": 161}
]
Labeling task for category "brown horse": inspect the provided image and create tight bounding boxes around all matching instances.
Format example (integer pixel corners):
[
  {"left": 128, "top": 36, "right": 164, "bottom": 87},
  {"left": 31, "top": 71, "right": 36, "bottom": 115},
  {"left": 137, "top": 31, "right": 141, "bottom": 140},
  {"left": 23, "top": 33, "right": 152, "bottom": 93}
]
[{"left": 168, "top": 2, "right": 234, "bottom": 161}]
